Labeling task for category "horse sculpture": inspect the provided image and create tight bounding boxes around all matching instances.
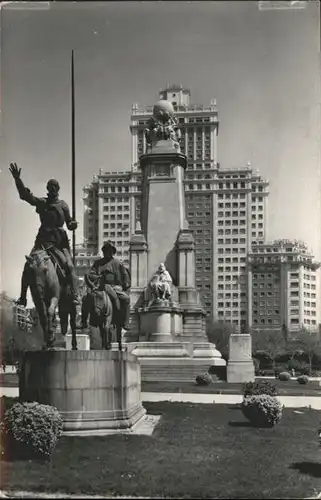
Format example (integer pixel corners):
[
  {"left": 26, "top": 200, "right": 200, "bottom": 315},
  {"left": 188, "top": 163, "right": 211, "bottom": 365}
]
[
  {"left": 26, "top": 248, "right": 78, "bottom": 350},
  {"left": 82, "top": 287, "right": 123, "bottom": 351}
]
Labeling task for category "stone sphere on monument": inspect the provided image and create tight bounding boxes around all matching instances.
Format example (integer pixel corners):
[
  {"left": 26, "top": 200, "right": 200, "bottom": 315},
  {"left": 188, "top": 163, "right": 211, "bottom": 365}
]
[{"left": 153, "top": 100, "right": 175, "bottom": 122}]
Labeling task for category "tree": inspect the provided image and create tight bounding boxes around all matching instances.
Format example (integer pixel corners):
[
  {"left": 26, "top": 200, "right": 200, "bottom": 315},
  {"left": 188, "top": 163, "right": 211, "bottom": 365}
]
[
  {"left": 251, "top": 330, "right": 287, "bottom": 371},
  {"left": 206, "top": 320, "right": 236, "bottom": 360},
  {"left": 287, "top": 329, "right": 321, "bottom": 372},
  {"left": 0, "top": 292, "right": 43, "bottom": 361}
]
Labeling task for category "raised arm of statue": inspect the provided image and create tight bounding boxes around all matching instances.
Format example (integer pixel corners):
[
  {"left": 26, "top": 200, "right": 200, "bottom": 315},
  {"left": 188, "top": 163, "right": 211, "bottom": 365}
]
[{"left": 9, "top": 162, "right": 44, "bottom": 208}]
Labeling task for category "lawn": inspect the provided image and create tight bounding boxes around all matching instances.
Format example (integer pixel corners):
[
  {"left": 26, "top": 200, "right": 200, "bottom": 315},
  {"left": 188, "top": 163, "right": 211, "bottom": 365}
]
[
  {"left": 141, "top": 379, "right": 321, "bottom": 397},
  {"left": 3, "top": 373, "right": 321, "bottom": 397},
  {"left": 2, "top": 402, "right": 321, "bottom": 499}
]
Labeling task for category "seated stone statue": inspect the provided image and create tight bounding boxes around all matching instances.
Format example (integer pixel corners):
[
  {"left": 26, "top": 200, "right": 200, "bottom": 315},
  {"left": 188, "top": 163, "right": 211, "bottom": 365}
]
[{"left": 149, "top": 263, "right": 172, "bottom": 301}]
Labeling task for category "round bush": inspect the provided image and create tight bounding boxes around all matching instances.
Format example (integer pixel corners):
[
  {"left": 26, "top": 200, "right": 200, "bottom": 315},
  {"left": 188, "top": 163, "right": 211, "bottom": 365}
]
[
  {"left": 196, "top": 373, "right": 213, "bottom": 386},
  {"left": 278, "top": 371, "right": 291, "bottom": 381},
  {"left": 2, "top": 401, "right": 63, "bottom": 459},
  {"left": 297, "top": 375, "right": 309, "bottom": 385},
  {"left": 242, "top": 394, "right": 283, "bottom": 428},
  {"left": 0, "top": 396, "right": 19, "bottom": 423},
  {"left": 242, "top": 380, "right": 278, "bottom": 397}
]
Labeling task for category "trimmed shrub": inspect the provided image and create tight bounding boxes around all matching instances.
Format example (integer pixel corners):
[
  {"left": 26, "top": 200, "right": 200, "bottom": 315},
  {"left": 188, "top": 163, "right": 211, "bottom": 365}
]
[
  {"left": 196, "top": 373, "right": 213, "bottom": 386},
  {"left": 241, "top": 394, "right": 283, "bottom": 428},
  {"left": 242, "top": 380, "right": 278, "bottom": 398},
  {"left": 278, "top": 371, "right": 291, "bottom": 381},
  {"left": 0, "top": 396, "right": 19, "bottom": 422},
  {"left": 1, "top": 401, "right": 63, "bottom": 459},
  {"left": 297, "top": 375, "right": 309, "bottom": 385}
]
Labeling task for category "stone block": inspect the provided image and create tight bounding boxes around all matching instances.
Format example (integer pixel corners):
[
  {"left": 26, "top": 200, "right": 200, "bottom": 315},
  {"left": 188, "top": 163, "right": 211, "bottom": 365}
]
[
  {"left": 19, "top": 350, "right": 146, "bottom": 434},
  {"left": 126, "top": 341, "right": 226, "bottom": 382},
  {"left": 227, "top": 334, "right": 255, "bottom": 383},
  {"left": 66, "top": 333, "right": 90, "bottom": 351}
]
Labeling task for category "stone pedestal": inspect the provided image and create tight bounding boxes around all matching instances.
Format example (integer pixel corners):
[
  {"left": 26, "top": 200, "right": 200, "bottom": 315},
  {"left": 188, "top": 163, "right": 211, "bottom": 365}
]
[
  {"left": 126, "top": 341, "right": 225, "bottom": 382},
  {"left": 227, "top": 334, "right": 255, "bottom": 383},
  {"left": 19, "top": 350, "right": 146, "bottom": 434},
  {"left": 65, "top": 333, "right": 90, "bottom": 351},
  {"left": 139, "top": 301, "right": 182, "bottom": 342}
]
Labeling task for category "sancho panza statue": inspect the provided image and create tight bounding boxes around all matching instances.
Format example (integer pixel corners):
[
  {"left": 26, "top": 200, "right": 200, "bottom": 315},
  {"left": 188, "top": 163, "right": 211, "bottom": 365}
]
[{"left": 144, "top": 100, "right": 181, "bottom": 153}]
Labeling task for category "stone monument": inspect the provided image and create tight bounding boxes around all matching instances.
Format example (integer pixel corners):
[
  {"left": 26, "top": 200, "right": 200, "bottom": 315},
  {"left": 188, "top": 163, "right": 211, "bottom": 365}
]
[{"left": 126, "top": 99, "right": 225, "bottom": 382}]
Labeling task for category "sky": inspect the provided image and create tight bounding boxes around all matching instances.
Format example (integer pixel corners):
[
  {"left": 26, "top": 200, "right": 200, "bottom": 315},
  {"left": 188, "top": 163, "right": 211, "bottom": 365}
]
[{"left": 0, "top": 0, "right": 320, "bottom": 299}]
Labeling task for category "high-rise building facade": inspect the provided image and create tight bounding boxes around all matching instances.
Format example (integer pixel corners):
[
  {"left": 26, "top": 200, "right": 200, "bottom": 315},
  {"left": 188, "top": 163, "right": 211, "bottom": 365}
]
[
  {"left": 247, "top": 239, "right": 320, "bottom": 332},
  {"left": 76, "top": 85, "right": 270, "bottom": 328},
  {"left": 213, "top": 167, "right": 269, "bottom": 329}
]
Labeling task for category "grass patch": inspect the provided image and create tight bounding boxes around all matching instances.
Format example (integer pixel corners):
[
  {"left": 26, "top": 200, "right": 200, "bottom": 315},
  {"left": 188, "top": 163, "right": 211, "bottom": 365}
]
[
  {"left": 141, "top": 379, "right": 321, "bottom": 396},
  {"left": 3, "top": 374, "right": 321, "bottom": 396},
  {"left": 1, "top": 403, "right": 321, "bottom": 498}
]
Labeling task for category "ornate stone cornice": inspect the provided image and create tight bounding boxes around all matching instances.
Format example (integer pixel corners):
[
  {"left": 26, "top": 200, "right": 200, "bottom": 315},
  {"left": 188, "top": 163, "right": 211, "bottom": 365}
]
[{"left": 176, "top": 228, "right": 195, "bottom": 251}]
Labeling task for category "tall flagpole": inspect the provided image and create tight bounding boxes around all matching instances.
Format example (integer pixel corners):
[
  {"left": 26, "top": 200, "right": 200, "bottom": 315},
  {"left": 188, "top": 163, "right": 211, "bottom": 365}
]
[{"left": 71, "top": 50, "right": 76, "bottom": 265}]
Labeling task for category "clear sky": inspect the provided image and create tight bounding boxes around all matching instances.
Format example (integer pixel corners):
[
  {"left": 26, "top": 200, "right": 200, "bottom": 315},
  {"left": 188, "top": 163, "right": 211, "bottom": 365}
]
[{"left": 0, "top": 0, "right": 320, "bottom": 300}]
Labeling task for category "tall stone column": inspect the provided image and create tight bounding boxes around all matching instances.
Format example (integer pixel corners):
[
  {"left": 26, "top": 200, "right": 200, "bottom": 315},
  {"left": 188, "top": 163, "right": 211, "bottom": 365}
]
[
  {"left": 140, "top": 143, "right": 186, "bottom": 281},
  {"left": 176, "top": 226, "right": 207, "bottom": 342},
  {"left": 128, "top": 222, "right": 148, "bottom": 340},
  {"left": 176, "top": 227, "right": 198, "bottom": 306}
]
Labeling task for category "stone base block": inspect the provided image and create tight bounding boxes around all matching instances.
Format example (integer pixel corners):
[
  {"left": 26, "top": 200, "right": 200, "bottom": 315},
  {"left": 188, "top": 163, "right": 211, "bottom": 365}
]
[
  {"left": 227, "top": 362, "right": 255, "bottom": 383},
  {"left": 126, "top": 341, "right": 193, "bottom": 358},
  {"left": 65, "top": 333, "right": 90, "bottom": 351},
  {"left": 192, "top": 342, "right": 226, "bottom": 361},
  {"left": 125, "top": 341, "right": 226, "bottom": 382},
  {"left": 140, "top": 358, "right": 224, "bottom": 383},
  {"left": 139, "top": 305, "right": 183, "bottom": 341},
  {"left": 19, "top": 350, "right": 146, "bottom": 433},
  {"left": 227, "top": 333, "right": 255, "bottom": 383}
]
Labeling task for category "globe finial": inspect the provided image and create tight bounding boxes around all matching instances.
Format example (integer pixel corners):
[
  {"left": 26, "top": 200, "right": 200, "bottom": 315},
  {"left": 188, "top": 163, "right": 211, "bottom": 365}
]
[{"left": 144, "top": 99, "right": 181, "bottom": 153}]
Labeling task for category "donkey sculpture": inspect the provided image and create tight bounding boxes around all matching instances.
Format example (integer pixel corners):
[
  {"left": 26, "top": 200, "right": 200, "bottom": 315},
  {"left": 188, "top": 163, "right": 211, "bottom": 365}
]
[{"left": 81, "top": 287, "right": 123, "bottom": 351}]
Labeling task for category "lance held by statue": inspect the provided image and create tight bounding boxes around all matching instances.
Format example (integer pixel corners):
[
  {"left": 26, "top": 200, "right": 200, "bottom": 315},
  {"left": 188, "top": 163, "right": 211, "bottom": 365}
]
[{"left": 9, "top": 162, "right": 80, "bottom": 308}]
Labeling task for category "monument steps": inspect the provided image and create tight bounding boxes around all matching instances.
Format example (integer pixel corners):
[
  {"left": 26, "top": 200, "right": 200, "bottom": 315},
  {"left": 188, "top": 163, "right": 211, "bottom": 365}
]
[{"left": 141, "top": 363, "right": 216, "bottom": 383}]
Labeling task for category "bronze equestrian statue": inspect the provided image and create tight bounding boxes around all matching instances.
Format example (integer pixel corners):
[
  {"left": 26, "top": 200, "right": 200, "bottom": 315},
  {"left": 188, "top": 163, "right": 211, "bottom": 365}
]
[{"left": 9, "top": 162, "right": 80, "bottom": 349}]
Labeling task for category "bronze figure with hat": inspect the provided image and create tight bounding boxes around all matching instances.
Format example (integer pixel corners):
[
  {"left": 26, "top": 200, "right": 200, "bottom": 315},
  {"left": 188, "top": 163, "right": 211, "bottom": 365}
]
[{"left": 84, "top": 240, "right": 131, "bottom": 332}]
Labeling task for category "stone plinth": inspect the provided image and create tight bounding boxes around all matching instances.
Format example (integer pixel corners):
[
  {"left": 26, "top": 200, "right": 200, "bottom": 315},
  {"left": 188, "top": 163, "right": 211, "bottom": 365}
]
[
  {"left": 65, "top": 333, "right": 90, "bottom": 351},
  {"left": 227, "top": 334, "right": 255, "bottom": 383},
  {"left": 139, "top": 301, "right": 182, "bottom": 342},
  {"left": 126, "top": 341, "right": 226, "bottom": 382},
  {"left": 19, "top": 350, "right": 146, "bottom": 434}
]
